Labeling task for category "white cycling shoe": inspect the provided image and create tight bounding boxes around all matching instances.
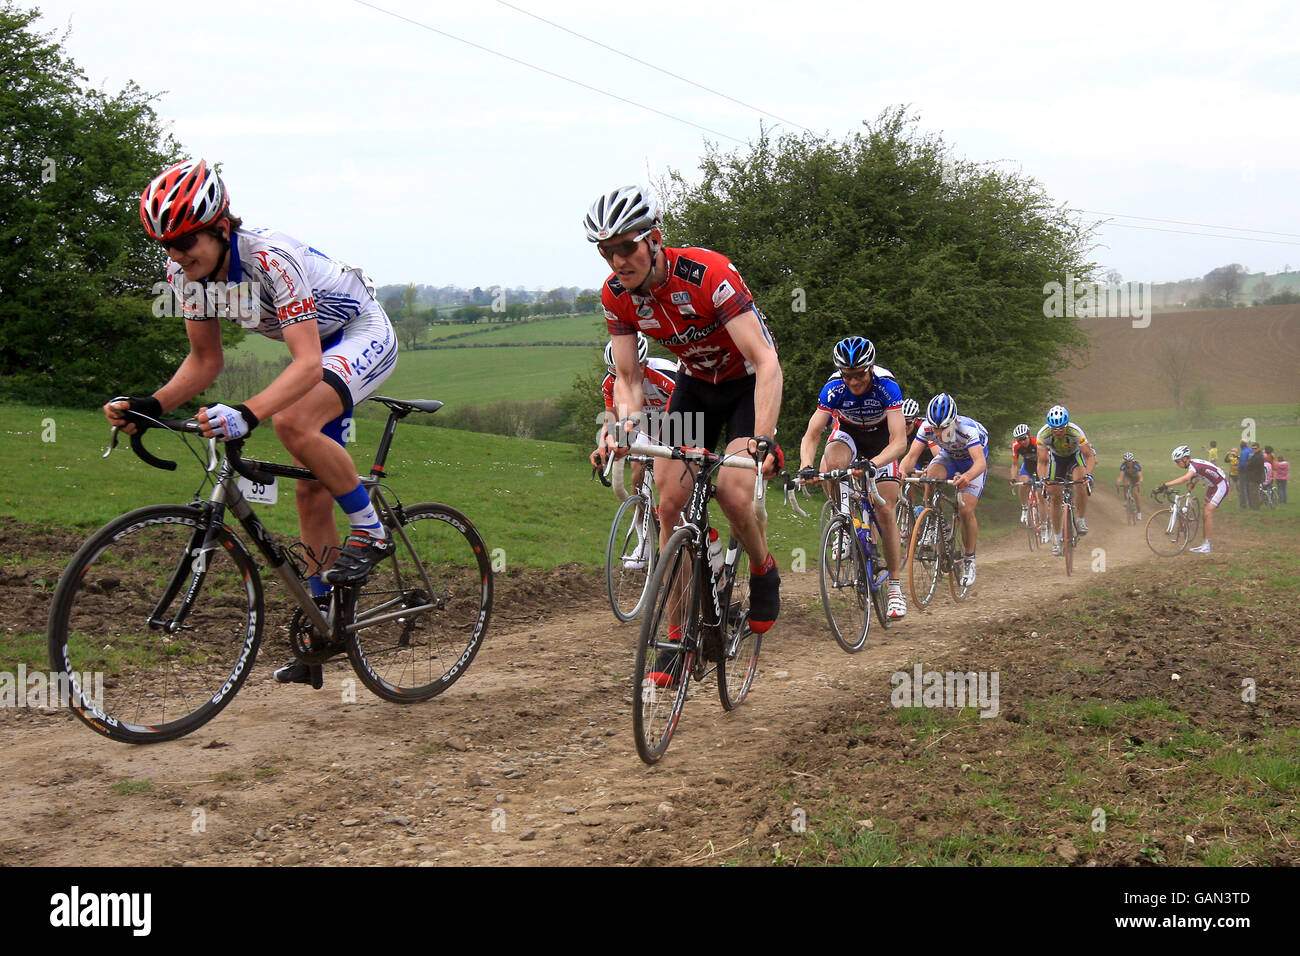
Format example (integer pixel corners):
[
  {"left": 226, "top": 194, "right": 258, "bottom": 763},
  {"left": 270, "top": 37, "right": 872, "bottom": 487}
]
[{"left": 887, "top": 583, "right": 907, "bottom": 619}]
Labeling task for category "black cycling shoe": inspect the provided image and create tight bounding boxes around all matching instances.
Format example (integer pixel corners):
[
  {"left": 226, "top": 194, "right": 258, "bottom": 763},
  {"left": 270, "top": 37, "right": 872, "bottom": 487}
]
[
  {"left": 322, "top": 531, "right": 393, "bottom": 586},
  {"left": 273, "top": 658, "right": 323, "bottom": 689},
  {"left": 748, "top": 560, "right": 781, "bottom": 634}
]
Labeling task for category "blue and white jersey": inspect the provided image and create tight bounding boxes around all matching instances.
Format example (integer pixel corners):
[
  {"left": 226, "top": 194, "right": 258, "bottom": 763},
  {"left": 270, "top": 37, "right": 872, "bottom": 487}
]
[
  {"left": 166, "top": 226, "right": 379, "bottom": 343},
  {"left": 817, "top": 365, "right": 903, "bottom": 430},
  {"left": 915, "top": 415, "right": 988, "bottom": 461}
]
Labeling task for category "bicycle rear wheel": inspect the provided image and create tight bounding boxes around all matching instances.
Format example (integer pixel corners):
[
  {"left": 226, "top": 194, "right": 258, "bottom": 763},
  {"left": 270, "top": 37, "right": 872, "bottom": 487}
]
[
  {"left": 46, "top": 504, "right": 264, "bottom": 744},
  {"left": 633, "top": 527, "right": 698, "bottom": 764},
  {"left": 894, "top": 493, "right": 913, "bottom": 554},
  {"left": 908, "top": 507, "right": 942, "bottom": 610},
  {"left": 605, "top": 493, "right": 657, "bottom": 623},
  {"left": 347, "top": 503, "right": 492, "bottom": 702},
  {"left": 1145, "top": 509, "right": 1190, "bottom": 556},
  {"left": 717, "top": 548, "right": 760, "bottom": 710},
  {"left": 819, "top": 516, "right": 870, "bottom": 652}
]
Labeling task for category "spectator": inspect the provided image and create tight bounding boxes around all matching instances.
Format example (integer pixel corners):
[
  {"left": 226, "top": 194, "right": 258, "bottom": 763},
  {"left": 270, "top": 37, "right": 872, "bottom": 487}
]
[
  {"left": 1275, "top": 452, "right": 1290, "bottom": 504},
  {"left": 1205, "top": 440, "right": 1218, "bottom": 463},
  {"left": 1237, "top": 441, "right": 1253, "bottom": 508},
  {"left": 1244, "top": 443, "right": 1266, "bottom": 509},
  {"left": 1225, "top": 447, "right": 1240, "bottom": 489}
]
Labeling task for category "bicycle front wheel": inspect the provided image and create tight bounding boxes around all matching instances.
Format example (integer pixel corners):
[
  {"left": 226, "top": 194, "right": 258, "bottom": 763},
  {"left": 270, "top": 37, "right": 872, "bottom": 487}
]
[
  {"left": 348, "top": 503, "right": 492, "bottom": 702},
  {"left": 605, "top": 493, "right": 656, "bottom": 623},
  {"left": 908, "top": 508, "right": 942, "bottom": 610},
  {"left": 717, "top": 549, "right": 760, "bottom": 710},
  {"left": 948, "top": 515, "right": 972, "bottom": 602},
  {"left": 633, "top": 527, "right": 698, "bottom": 764},
  {"left": 1145, "top": 508, "right": 1190, "bottom": 556},
  {"left": 46, "top": 504, "right": 264, "bottom": 744},
  {"left": 1062, "top": 502, "right": 1075, "bottom": 575},
  {"left": 820, "top": 516, "right": 870, "bottom": 651},
  {"left": 894, "top": 494, "right": 913, "bottom": 554}
]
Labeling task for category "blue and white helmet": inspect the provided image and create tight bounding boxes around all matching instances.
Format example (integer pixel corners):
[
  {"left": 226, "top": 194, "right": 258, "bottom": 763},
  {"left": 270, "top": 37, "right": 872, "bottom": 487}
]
[
  {"left": 1046, "top": 405, "right": 1070, "bottom": 428},
  {"left": 603, "top": 332, "right": 649, "bottom": 373},
  {"left": 832, "top": 336, "right": 875, "bottom": 370},
  {"left": 584, "top": 185, "right": 663, "bottom": 243},
  {"left": 926, "top": 393, "right": 958, "bottom": 429}
]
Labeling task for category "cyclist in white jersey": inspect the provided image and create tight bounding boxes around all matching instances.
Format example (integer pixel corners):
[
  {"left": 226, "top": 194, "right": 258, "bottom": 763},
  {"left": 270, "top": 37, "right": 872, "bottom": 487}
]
[
  {"left": 105, "top": 159, "right": 399, "bottom": 687},
  {"left": 898, "top": 393, "right": 989, "bottom": 586}
]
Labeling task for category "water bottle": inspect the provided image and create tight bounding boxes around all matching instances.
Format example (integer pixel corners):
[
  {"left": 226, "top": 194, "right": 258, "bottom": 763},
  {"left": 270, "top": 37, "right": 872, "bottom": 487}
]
[{"left": 707, "top": 527, "right": 724, "bottom": 581}]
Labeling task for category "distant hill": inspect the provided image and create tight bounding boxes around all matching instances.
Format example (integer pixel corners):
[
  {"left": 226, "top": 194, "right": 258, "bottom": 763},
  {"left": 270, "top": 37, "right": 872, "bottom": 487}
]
[{"left": 1059, "top": 305, "right": 1300, "bottom": 414}]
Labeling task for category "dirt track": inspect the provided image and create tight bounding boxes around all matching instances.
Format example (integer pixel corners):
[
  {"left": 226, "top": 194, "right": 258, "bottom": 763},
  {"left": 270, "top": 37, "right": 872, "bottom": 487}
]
[{"left": 1, "top": 492, "right": 1163, "bottom": 866}]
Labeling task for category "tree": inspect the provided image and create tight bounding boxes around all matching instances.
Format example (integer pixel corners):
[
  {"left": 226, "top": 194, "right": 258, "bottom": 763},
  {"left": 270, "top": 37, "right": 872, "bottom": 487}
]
[
  {"left": 0, "top": 2, "right": 199, "bottom": 405},
  {"left": 661, "top": 109, "right": 1093, "bottom": 440},
  {"left": 1203, "top": 263, "right": 1246, "bottom": 305},
  {"left": 1155, "top": 338, "right": 1196, "bottom": 427}
]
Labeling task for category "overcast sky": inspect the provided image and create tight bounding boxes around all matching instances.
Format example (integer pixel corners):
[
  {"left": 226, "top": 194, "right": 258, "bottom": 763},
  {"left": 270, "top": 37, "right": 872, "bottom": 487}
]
[{"left": 33, "top": 0, "right": 1300, "bottom": 290}]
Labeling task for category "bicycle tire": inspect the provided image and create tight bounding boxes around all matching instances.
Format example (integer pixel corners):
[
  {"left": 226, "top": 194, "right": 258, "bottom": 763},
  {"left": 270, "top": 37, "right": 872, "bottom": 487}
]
[
  {"left": 948, "top": 514, "right": 972, "bottom": 602},
  {"left": 633, "top": 527, "right": 698, "bottom": 764},
  {"left": 908, "top": 507, "right": 942, "bottom": 610},
  {"left": 46, "top": 504, "right": 264, "bottom": 744},
  {"left": 894, "top": 493, "right": 913, "bottom": 555},
  {"left": 867, "top": 512, "right": 893, "bottom": 630},
  {"left": 717, "top": 548, "right": 760, "bottom": 710},
  {"left": 347, "top": 503, "right": 492, "bottom": 703},
  {"left": 605, "top": 493, "right": 657, "bottom": 622},
  {"left": 1062, "top": 501, "right": 1075, "bottom": 576},
  {"left": 819, "top": 515, "right": 870, "bottom": 652},
  {"left": 1026, "top": 494, "right": 1040, "bottom": 552},
  {"left": 1145, "top": 508, "right": 1190, "bottom": 556}
]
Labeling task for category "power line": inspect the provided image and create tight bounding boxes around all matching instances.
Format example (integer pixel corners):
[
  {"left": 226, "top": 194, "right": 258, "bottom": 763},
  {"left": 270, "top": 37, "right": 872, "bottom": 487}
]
[
  {"left": 1081, "top": 218, "right": 1300, "bottom": 246},
  {"left": 1079, "top": 210, "right": 1300, "bottom": 240},
  {"left": 494, "top": 0, "right": 813, "bottom": 134},
  {"left": 349, "top": 0, "right": 747, "bottom": 145}
]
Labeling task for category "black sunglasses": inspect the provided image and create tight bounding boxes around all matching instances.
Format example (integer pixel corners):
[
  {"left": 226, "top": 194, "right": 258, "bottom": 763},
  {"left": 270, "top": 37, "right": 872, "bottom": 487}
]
[{"left": 161, "top": 232, "right": 202, "bottom": 253}]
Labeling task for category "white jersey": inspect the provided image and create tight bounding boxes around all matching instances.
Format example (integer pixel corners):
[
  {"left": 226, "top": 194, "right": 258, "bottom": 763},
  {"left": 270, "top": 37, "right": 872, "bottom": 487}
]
[
  {"left": 915, "top": 414, "right": 988, "bottom": 461},
  {"left": 166, "top": 226, "right": 378, "bottom": 342}
]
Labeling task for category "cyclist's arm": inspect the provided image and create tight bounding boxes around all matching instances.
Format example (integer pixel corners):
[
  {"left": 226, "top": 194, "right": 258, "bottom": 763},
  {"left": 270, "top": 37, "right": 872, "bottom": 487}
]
[
  {"left": 233, "top": 319, "right": 325, "bottom": 423},
  {"left": 727, "top": 309, "right": 782, "bottom": 440},
  {"left": 1009, "top": 445, "right": 1021, "bottom": 481},
  {"left": 872, "top": 406, "right": 908, "bottom": 469},
  {"left": 899, "top": 436, "right": 926, "bottom": 474},
  {"left": 151, "top": 316, "right": 226, "bottom": 414},
  {"left": 799, "top": 408, "right": 832, "bottom": 469},
  {"left": 607, "top": 334, "right": 644, "bottom": 454},
  {"left": 1080, "top": 440, "right": 1097, "bottom": 473},
  {"left": 1164, "top": 467, "right": 1195, "bottom": 487}
]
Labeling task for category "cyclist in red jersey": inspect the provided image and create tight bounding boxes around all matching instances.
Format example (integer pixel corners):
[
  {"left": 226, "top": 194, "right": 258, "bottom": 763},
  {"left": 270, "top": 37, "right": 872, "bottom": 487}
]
[
  {"left": 1008, "top": 423, "right": 1041, "bottom": 524},
  {"left": 586, "top": 185, "right": 784, "bottom": 641}
]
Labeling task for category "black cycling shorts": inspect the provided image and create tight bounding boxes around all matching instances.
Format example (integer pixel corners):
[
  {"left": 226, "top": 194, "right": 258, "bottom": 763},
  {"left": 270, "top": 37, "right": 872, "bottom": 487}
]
[{"left": 663, "top": 373, "right": 756, "bottom": 452}]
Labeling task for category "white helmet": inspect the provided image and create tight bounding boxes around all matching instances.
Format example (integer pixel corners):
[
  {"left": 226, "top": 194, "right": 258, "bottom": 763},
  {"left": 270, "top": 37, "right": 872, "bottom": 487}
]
[
  {"left": 1013, "top": 423, "right": 1030, "bottom": 440},
  {"left": 900, "top": 398, "right": 921, "bottom": 421},
  {"left": 584, "top": 185, "right": 663, "bottom": 242},
  {"left": 1171, "top": 445, "right": 1191, "bottom": 462},
  {"left": 603, "top": 332, "right": 649, "bottom": 373}
]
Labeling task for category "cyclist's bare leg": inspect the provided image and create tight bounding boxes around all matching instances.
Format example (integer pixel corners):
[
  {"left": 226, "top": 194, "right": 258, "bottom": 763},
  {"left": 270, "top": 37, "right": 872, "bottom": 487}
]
[
  {"left": 1017, "top": 475, "right": 1030, "bottom": 507},
  {"left": 716, "top": 436, "right": 769, "bottom": 565},
  {"left": 272, "top": 381, "right": 356, "bottom": 568},
  {"left": 819, "top": 438, "right": 853, "bottom": 513},
  {"left": 1072, "top": 463, "right": 1090, "bottom": 517},
  {"left": 654, "top": 457, "right": 690, "bottom": 549},
  {"left": 958, "top": 491, "right": 979, "bottom": 552},
  {"left": 1203, "top": 498, "right": 1216, "bottom": 539}
]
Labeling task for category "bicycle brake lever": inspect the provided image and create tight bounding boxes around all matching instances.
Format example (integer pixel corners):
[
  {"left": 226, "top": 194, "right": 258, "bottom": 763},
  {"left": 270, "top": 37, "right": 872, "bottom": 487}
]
[{"left": 102, "top": 426, "right": 120, "bottom": 458}]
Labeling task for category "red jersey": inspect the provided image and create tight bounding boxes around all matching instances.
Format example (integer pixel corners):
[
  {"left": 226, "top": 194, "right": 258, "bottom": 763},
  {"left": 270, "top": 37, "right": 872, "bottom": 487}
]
[
  {"left": 1011, "top": 436, "right": 1040, "bottom": 463},
  {"left": 601, "top": 356, "right": 678, "bottom": 410},
  {"left": 601, "top": 247, "right": 775, "bottom": 384}
]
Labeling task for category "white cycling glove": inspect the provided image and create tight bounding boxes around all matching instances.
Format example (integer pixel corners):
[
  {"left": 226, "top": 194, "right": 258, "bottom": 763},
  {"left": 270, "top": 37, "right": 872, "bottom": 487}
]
[{"left": 203, "top": 403, "right": 260, "bottom": 441}]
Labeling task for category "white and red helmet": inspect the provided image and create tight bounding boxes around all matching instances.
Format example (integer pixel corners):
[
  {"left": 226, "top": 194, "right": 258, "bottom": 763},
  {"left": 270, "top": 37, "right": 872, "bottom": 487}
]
[
  {"left": 140, "top": 159, "right": 229, "bottom": 241},
  {"left": 584, "top": 185, "right": 663, "bottom": 243}
]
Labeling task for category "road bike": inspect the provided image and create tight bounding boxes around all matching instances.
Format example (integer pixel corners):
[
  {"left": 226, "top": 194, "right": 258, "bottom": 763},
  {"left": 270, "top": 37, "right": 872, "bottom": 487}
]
[
  {"left": 789, "top": 464, "right": 892, "bottom": 652},
  {"left": 628, "top": 439, "right": 766, "bottom": 764},
  {"left": 905, "top": 477, "right": 972, "bottom": 607},
  {"left": 1044, "top": 476, "right": 1092, "bottom": 576},
  {"left": 1122, "top": 481, "right": 1142, "bottom": 525},
  {"left": 1011, "top": 476, "right": 1050, "bottom": 552},
  {"left": 604, "top": 454, "right": 660, "bottom": 622},
  {"left": 1146, "top": 486, "right": 1203, "bottom": 556},
  {"left": 47, "top": 396, "right": 493, "bottom": 744}
]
